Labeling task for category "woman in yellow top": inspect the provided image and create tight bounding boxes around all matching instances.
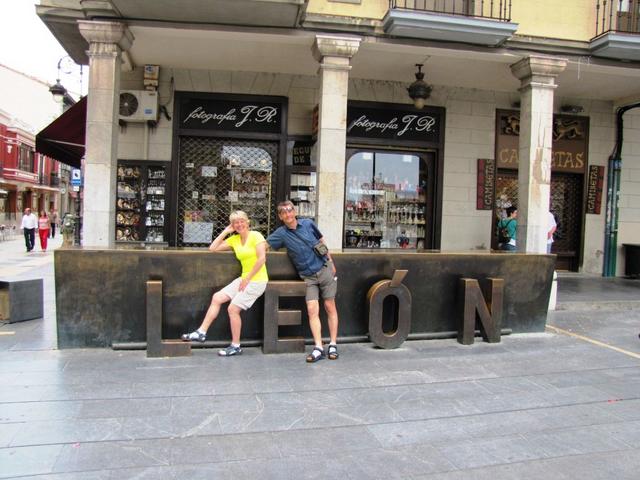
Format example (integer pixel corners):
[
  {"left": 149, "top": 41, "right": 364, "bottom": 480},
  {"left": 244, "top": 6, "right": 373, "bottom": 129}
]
[{"left": 182, "top": 210, "right": 268, "bottom": 356}]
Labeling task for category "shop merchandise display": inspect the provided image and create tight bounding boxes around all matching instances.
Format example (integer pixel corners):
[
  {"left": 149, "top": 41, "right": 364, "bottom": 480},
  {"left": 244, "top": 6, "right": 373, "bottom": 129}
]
[
  {"left": 345, "top": 178, "right": 427, "bottom": 249},
  {"left": 288, "top": 168, "right": 316, "bottom": 219},
  {"left": 116, "top": 163, "right": 168, "bottom": 243}
]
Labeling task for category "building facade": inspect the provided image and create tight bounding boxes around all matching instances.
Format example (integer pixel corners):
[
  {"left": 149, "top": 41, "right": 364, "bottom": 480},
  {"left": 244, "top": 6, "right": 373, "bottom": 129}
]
[
  {"left": 37, "top": 0, "right": 640, "bottom": 275},
  {"left": 0, "top": 110, "right": 62, "bottom": 224},
  {"left": 0, "top": 64, "right": 67, "bottom": 224}
]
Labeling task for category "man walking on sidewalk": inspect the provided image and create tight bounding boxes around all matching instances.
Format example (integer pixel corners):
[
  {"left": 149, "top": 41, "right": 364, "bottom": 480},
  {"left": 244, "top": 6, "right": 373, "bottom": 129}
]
[
  {"left": 20, "top": 207, "right": 37, "bottom": 252},
  {"left": 49, "top": 208, "right": 58, "bottom": 238}
]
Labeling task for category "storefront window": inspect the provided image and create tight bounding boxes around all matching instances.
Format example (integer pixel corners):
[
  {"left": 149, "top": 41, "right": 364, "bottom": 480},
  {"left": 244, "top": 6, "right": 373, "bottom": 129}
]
[
  {"left": 344, "top": 151, "right": 430, "bottom": 249},
  {"left": 176, "top": 137, "right": 277, "bottom": 247}
]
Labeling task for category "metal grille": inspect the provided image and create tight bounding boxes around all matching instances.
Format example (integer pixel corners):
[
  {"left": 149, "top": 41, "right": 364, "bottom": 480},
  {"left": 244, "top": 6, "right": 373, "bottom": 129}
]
[
  {"left": 550, "top": 173, "right": 583, "bottom": 256},
  {"left": 494, "top": 171, "right": 583, "bottom": 258},
  {"left": 177, "top": 137, "right": 278, "bottom": 247}
]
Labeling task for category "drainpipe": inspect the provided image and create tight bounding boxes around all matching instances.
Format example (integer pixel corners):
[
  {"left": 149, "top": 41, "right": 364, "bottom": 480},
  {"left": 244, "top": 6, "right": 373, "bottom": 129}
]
[{"left": 603, "top": 102, "right": 640, "bottom": 277}]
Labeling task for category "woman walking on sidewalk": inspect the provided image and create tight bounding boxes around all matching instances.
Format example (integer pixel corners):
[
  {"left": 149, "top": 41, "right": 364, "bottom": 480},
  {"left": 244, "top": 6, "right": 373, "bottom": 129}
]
[{"left": 38, "top": 210, "right": 50, "bottom": 251}]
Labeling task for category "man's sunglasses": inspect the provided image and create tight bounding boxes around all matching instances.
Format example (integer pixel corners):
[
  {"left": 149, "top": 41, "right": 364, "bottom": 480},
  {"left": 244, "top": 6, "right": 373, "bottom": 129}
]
[{"left": 278, "top": 206, "right": 294, "bottom": 213}]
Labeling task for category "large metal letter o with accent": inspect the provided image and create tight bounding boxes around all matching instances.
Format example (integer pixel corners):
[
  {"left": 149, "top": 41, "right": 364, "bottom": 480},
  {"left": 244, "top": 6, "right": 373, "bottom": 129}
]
[{"left": 367, "top": 271, "right": 412, "bottom": 349}]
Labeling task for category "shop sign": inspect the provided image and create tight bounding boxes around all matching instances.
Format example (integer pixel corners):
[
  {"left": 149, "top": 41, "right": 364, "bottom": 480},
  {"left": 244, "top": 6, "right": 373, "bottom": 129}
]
[
  {"left": 476, "top": 158, "right": 495, "bottom": 210},
  {"left": 346, "top": 104, "right": 442, "bottom": 143},
  {"left": 495, "top": 110, "right": 588, "bottom": 173},
  {"left": 180, "top": 98, "right": 282, "bottom": 133},
  {"left": 71, "top": 169, "right": 82, "bottom": 186},
  {"left": 292, "top": 141, "right": 313, "bottom": 166},
  {"left": 586, "top": 165, "right": 604, "bottom": 214}
]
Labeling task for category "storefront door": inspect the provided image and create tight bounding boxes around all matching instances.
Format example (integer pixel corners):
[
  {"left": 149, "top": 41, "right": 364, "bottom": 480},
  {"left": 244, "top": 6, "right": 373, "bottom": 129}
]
[
  {"left": 344, "top": 148, "right": 435, "bottom": 250},
  {"left": 494, "top": 171, "right": 583, "bottom": 271}
]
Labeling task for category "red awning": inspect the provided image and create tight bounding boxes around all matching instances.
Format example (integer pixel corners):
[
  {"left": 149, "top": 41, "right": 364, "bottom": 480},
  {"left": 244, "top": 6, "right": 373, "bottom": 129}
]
[{"left": 36, "top": 96, "right": 86, "bottom": 169}]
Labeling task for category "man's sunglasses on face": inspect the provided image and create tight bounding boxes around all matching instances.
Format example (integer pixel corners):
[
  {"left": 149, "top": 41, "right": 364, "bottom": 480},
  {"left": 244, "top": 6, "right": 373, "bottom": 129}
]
[{"left": 278, "top": 206, "right": 294, "bottom": 213}]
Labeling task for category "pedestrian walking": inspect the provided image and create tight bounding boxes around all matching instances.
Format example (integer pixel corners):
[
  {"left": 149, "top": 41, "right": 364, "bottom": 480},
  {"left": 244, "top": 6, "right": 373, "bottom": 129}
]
[
  {"left": 547, "top": 210, "right": 557, "bottom": 254},
  {"left": 20, "top": 207, "right": 37, "bottom": 252},
  {"left": 38, "top": 210, "right": 50, "bottom": 251},
  {"left": 497, "top": 206, "right": 517, "bottom": 252},
  {"left": 267, "top": 200, "right": 339, "bottom": 363},
  {"left": 49, "top": 208, "right": 58, "bottom": 238}
]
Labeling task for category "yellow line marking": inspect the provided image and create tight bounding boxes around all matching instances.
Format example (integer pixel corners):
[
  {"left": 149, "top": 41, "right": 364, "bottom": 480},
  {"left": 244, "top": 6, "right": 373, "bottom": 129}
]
[
  {"left": 0, "top": 331, "right": 16, "bottom": 336},
  {"left": 547, "top": 324, "right": 640, "bottom": 360}
]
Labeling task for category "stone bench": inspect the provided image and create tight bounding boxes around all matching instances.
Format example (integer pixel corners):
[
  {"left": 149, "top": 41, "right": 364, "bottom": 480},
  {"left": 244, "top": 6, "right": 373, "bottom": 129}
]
[{"left": 0, "top": 279, "right": 44, "bottom": 323}]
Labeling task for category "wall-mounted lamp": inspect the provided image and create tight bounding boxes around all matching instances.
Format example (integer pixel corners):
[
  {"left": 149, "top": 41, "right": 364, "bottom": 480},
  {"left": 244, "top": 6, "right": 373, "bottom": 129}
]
[
  {"left": 407, "top": 64, "right": 432, "bottom": 110},
  {"left": 561, "top": 105, "right": 584, "bottom": 114},
  {"left": 49, "top": 80, "right": 68, "bottom": 104},
  {"left": 49, "top": 56, "right": 78, "bottom": 110}
]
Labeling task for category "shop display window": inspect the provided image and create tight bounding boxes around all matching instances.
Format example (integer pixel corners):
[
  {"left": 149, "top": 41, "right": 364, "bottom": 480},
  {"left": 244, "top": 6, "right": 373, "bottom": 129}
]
[
  {"left": 116, "top": 161, "right": 169, "bottom": 243},
  {"left": 176, "top": 137, "right": 278, "bottom": 247},
  {"left": 287, "top": 166, "right": 316, "bottom": 219},
  {"left": 344, "top": 151, "right": 429, "bottom": 249}
]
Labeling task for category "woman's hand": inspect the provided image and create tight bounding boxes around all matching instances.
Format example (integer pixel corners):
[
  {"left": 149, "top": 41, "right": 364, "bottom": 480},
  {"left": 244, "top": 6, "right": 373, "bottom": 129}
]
[
  {"left": 223, "top": 224, "right": 236, "bottom": 235},
  {"left": 239, "top": 278, "right": 250, "bottom": 292}
]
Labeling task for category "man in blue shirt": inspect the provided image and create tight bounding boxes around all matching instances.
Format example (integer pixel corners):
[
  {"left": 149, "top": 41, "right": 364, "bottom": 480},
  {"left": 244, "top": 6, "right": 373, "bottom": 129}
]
[{"left": 267, "top": 200, "right": 339, "bottom": 363}]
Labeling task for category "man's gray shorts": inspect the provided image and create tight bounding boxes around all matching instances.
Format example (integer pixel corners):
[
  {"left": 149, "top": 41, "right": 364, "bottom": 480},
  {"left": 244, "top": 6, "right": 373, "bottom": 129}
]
[{"left": 301, "top": 263, "right": 337, "bottom": 302}]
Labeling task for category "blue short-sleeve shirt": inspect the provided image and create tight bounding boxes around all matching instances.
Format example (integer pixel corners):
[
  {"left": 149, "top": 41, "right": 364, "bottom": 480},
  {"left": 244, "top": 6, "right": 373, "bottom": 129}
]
[{"left": 267, "top": 218, "right": 326, "bottom": 277}]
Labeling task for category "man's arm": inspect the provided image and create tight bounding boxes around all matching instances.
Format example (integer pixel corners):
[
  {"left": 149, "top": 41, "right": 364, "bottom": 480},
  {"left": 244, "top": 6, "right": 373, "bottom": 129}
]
[
  {"left": 265, "top": 228, "right": 282, "bottom": 251},
  {"left": 318, "top": 236, "right": 336, "bottom": 275}
]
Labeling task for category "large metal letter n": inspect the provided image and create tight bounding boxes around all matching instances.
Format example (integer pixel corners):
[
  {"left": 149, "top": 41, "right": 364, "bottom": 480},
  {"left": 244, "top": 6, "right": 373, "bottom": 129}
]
[{"left": 457, "top": 278, "right": 504, "bottom": 345}]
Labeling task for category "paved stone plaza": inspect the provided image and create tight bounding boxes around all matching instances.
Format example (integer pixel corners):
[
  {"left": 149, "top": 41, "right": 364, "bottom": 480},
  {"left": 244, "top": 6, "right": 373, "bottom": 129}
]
[{"left": 0, "top": 236, "right": 639, "bottom": 479}]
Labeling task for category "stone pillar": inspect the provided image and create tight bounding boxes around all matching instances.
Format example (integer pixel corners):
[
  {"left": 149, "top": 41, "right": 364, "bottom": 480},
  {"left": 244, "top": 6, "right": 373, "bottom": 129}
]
[
  {"left": 510, "top": 56, "right": 566, "bottom": 253},
  {"left": 78, "top": 21, "right": 133, "bottom": 247},
  {"left": 312, "top": 34, "right": 361, "bottom": 249}
]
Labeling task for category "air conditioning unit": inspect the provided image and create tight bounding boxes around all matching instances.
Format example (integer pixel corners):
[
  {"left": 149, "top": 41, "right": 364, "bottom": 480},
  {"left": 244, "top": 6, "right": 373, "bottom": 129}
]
[{"left": 119, "top": 90, "right": 158, "bottom": 122}]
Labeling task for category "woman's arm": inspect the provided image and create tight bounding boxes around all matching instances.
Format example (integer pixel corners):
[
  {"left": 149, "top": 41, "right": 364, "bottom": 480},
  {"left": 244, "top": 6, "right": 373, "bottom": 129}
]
[
  {"left": 209, "top": 225, "right": 234, "bottom": 252},
  {"left": 239, "top": 241, "right": 267, "bottom": 291}
]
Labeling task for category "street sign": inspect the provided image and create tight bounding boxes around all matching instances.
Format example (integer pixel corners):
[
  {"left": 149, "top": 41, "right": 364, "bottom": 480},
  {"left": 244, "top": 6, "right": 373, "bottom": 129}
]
[
  {"left": 72, "top": 185, "right": 80, "bottom": 192},
  {"left": 71, "top": 169, "right": 82, "bottom": 186}
]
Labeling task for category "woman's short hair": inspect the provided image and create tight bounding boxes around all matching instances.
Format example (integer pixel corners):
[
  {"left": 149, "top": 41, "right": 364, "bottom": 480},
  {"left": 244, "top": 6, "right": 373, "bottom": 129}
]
[
  {"left": 229, "top": 210, "right": 249, "bottom": 224},
  {"left": 506, "top": 206, "right": 517, "bottom": 217}
]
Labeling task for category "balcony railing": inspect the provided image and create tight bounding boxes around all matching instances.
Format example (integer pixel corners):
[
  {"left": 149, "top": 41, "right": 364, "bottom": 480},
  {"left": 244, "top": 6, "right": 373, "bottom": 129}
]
[
  {"left": 389, "top": 0, "right": 512, "bottom": 22},
  {"left": 596, "top": 0, "right": 640, "bottom": 36},
  {"left": 50, "top": 174, "right": 60, "bottom": 187}
]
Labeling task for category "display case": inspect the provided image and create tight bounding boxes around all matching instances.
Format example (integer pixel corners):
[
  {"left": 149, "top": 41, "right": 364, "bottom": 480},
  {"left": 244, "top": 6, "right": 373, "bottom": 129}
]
[
  {"left": 116, "top": 161, "right": 169, "bottom": 244},
  {"left": 344, "top": 151, "right": 429, "bottom": 250},
  {"left": 286, "top": 165, "right": 316, "bottom": 219},
  {"left": 229, "top": 166, "right": 272, "bottom": 233},
  {"left": 345, "top": 185, "right": 426, "bottom": 249}
]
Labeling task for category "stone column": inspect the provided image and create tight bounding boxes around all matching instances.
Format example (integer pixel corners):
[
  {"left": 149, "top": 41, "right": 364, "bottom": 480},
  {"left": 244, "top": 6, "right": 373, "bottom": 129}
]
[
  {"left": 510, "top": 56, "right": 566, "bottom": 253},
  {"left": 312, "top": 34, "right": 361, "bottom": 249},
  {"left": 78, "top": 20, "right": 133, "bottom": 247}
]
